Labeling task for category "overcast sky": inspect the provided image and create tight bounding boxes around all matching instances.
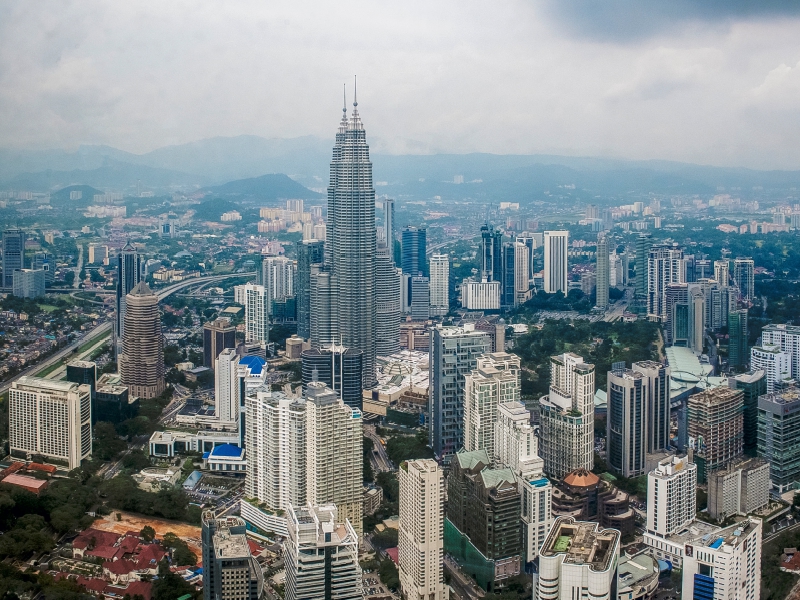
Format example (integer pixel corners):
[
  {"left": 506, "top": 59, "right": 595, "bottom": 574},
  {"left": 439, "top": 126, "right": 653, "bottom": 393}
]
[{"left": 2, "top": 1, "right": 800, "bottom": 169}]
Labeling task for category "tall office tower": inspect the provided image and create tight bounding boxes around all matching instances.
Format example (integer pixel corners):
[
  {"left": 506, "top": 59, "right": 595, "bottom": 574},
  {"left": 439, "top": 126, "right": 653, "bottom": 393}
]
[
  {"left": 728, "top": 309, "right": 749, "bottom": 370},
  {"left": 750, "top": 344, "right": 792, "bottom": 393},
  {"left": 429, "top": 253, "right": 450, "bottom": 317},
  {"left": 12, "top": 269, "right": 45, "bottom": 299},
  {"left": 119, "top": 282, "right": 164, "bottom": 399},
  {"left": 687, "top": 284, "right": 705, "bottom": 353},
  {"left": 66, "top": 360, "right": 96, "bottom": 404},
  {"left": 319, "top": 95, "right": 377, "bottom": 389},
  {"left": 429, "top": 324, "right": 491, "bottom": 459},
  {"left": 296, "top": 240, "right": 325, "bottom": 339},
  {"left": 683, "top": 254, "right": 697, "bottom": 283},
  {"left": 732, "top": 370, "right": 766, "bottom": 450},
  {"left": 215, "top": 349, "right": 240, "bottom": 425},
  {"left": 688, "top": 387, "right": 744, "bottom": 481},
  {"left": 495, "top": 401, "right": 552, "bottom": 563},
  {"left": 374, "top": 244, "right": 401, "bottom": 354},
  {"left": 201, "top": 513, "right": 263, "bottom": 600},
  {"left": 88, "top": 243, "right": 107, "bottom": 265},
  {"left": 398, "top": 460, "right": 447, "bottom": 600},
  {"left": 379, "top": 198, "right": 395, "bottom": 257},
  {"left": 664, "top": 283, "right": 688, "bottom": 346},
  {"left": 634, "top": 233, "right": 652, "bottom": 301},
  {"left": 463, "top": 352, "right": 521, "bottom": 457},
  {"left": 301, "top": 346, "right": 363, "bottom": 409},
  {"left": 242, "top": 283, "right": 269, "bottom": 346},
  {"left": 285, "top": 504, "right": 362, "bottom": 600},
  {"left": 304, "top": 380, "right": 363, "bottom": 534},
  {"left": 245, "top": 390, "right": 306, "bottom": 511},
  {"left": 543, "top": 231, "right": 569, "bottom": 296},
  {"left": 410, "top": 276, "right": 430, "bottom": 321},
  {"left": 760, "top": 324, "right": 800, "bottom": 380},
  {"left": 513, "top": 241, "right": 530, "bottom": 304},
  {"left": 714, "top": 259, "right": 730, "bottom": 287},
  {"left": 758, "top": 384, "right": 800, "bottom": 492},
  {"left": 262, "top": 255, "right": 295, "bottom": 305},
  {"left": 9, "top": 377, "right": 92, "bottom": 470},
  {"left": 115, "top": 242, "right": 141, "bottom": 358},
  {"left": 694, "top": 258, "right": 712, "bottom": 280},
  {"left": 517, "top": 235, "right": 536, "bottom": 282},
  {"left": 401, "top": 226, "right": 428, "bottom": 277},
  {"left": 480, "top": 224, "right": 503, "bottom": 281},
  {"left": 203, "top": 319, "right": 236, "bottom": 369},
  {"left": 682, "top": 522, "right": 762, "bottom": 600},
  {"left": 2, "top": 228, "right": 25, "bottom": 288},
  {"left": 32, "top": 251, "right": 54, "bottom": 285},
  {"left": 501, "top": 241, "right": 516, "bottom": 308},
  {"left": 606, "top": 367, "right": 647, "bottom": 478},
  {"left": 309, "top": 264, "right": 334, "bottom": 348},
  {"left": 647, "top": 244, "right": 685, "bottom": 320},
  {"left": 632, "top": 361, "right": 670, "bottom": 453},
  {"left": 733, "top": 257, "right": 755, "bottom": 301},
  {"left": 539, "top": 353, "right": 595, "bottom": 479},
  {"left": 595, "top": 233, "right": 610, "bottom": 310},
  {"left": 644, "top": 455, "right": 697, "bottom": 542},
  {"left": 537, "top": 517, "right": 620, "bottom": 600}
]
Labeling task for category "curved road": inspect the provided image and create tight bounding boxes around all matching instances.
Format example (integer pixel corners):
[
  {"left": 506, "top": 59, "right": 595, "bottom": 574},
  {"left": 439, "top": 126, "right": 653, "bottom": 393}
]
[{"left": 0, "top": 272, "right": 255, "bottom": 395}]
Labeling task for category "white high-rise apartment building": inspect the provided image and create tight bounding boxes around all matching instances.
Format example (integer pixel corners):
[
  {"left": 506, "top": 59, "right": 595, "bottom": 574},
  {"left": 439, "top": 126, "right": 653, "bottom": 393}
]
[
  {"left": 243, "top": 283, "right": 269, "bottom": 345},
  {"left": 285, "top": 503, "right": 362, "bottom": 600},
  {"left": 261, "top": 255, "right": 295, "bottom": 306},
  {"left": 682, "top": 519, "right": 761, "bottom": 600},
  {"left": 750, "top": 344, "right": 792, "bottom": 393},
  {"left": 460, "top": 279, "right": 500, "bottom": 310},
  {"left": 714, "top": 259, "right": 730, "bottom": 288},
  {"left": 539, "top": 353, "right": 595, "bottom": 479},
  {"left": 537, "top": 517, "right": 620, "bottom": 600},
  {"left": 495, "top": 401, "right": 552, "bottom": 563},
  {"left": 9, "top": 377, "right": 92, "bottom": 470},
  {"left": 647, "top": 244, "right": 685, "bottom": 320},
  {"left": 463, "top": 352, "right": 521, "bottom": 457},
  {"left": 398, "top": 460, "right": 447, "bottom": 600},
  {"left": 215, "top": 348, "right": 240, "bottom": 425},
  {"left": 513, "top": 241, "right": 530, "bottom": 304},
  {"left": 543, "top": 231, "right": 568, "bottom": 295},
  {"left": 595, "top": 233, "right": 609, "bottom": 309},
  {"left": 305, "top": 381, "right": 363, "bottom": 535},
  {"left": 429, "top": 253, "right": 450, "bottom": 317},
  {"left": 761, "top": 324, "right": 800, "bottom": 381},
  {"left": 645, "top": 454, "right": 697, "bottom": 540},
  {"left": 244, "top": 390, "right": 306, "bottom": 514}
]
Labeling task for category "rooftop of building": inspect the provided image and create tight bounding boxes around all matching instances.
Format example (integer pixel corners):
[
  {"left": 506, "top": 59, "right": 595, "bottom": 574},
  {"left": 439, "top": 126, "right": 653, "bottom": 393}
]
[
  {"left": 453, "top": 448, "right": 491, "bottom": 472},
  {"left": 214, "top": 528, "right": 251, "bottom": 560},
  {"left": 652, "top": 519, "right": 721, "bottom": 547},
  {"left": 759, "top": 384, "right": 800, "bottom": 406},
  {"left": 479, "top": 466, "right": 517, "bottom": 491},
  {"left": 752, "top": 343, "right": 787, "bottom": 355},
  {"left": 208, "top": 444, "right": 244, "bottom": 459},
  {"left": 692, "top": 519, "right": 759, "bottom": 552},
  {"left": 563, "top": 469, "right": 600, "bottom": 489},
  {"left": 67, "top": 360, "right": 96, "bottom": 369},
  {"left": 617, "top": 552, "right": 659, "bottom": 596},
  {"left": 688, "top": 385, "right": 743, "bottom": 406},
  {"left": 541, "top": 517, "right": 620, "bottom": 573},
  {"left": 238, "top": 355, "right": 265, "bottom": 375},
  {"left": 733, "top": 369, "right": 766, "bottom": 384},
  {"left": 402, "top": 459, "right": 440, "bottom": 475},
  {"left": 651, "top": 454, "right": 695, "bottom": 479},
  {"left": 763, "top": 323, "right": 800, "bottom": 333},
  {"left": 14, "top": 376, "right": 82, "bottom": 393}
]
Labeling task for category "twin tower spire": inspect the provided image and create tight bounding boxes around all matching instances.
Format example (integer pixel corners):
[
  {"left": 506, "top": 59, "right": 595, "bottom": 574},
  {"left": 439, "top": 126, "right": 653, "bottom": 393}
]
[{"left": 340, "top": 77, "right": 360, "bottom": 130}]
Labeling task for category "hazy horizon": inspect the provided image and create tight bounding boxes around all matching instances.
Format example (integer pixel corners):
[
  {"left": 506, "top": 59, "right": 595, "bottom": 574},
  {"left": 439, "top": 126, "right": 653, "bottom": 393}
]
[{"left": 3, "top": 1, "right": 800, "bottom": 170}]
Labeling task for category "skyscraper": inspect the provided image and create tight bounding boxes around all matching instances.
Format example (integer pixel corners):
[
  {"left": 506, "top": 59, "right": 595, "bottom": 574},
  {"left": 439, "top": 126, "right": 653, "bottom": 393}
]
[
  {"left": 313, "top": 91, "right": 377, "bottom": 388},
  {"left": 261, "top": 255, "right": 295, "bottom": 306},
  {"left": 12, "top": 269, "right": 45, "bottom": 299},
  {"left": 379, "top": 198, "right": 395, "bottom": 255},
  {"left": 761, "top": 324, "right": 800, "bottom": 380},
  {"left": 401, "top": 226, "right": 428, "bottom": 277},
  {"left": 501, "top": 241, "right": 516, "bottom": 308},
  {"left": 243, "top": 283, "right": 269, "bottom": 346},
  {"left": 9, "top": 377, "right": 92, "bottom": 470},
  {"left": 539, "top": 353, "right": 595, "bottom": 479},
  {"left": 647, "top": 244, "right": 685, "bottom": 320},
  {"left": 728, "top": 308, "right": 749, "bottom": 370},
  {"left": 732, "top": 369, "right": 766, "bottom": 450},
  {"left": 635, "top": 233, "right": 653, "bottom": 302},
  {"left": 463, "top": 352, "right": 521, "bottom": 458},
  {"left": 2, "top": 228, "right": 25, "bottom": 288},
  {"left": 688, "top": 387, "right": 744, "bottom": 481},
  {"left": 429, "top": 253, "right": 450, "bottom": 317},
  {"left": 410, "top": 275, "right": 430, "bottom": 321},
  {"left": 633, "top": 360, "right": 670, "bottom": 453},
  {"left": 285, "top": 504, "right": 362, "bottom": 600},
  {"left": 119, "top": 282, "right": 165, "bottom": 399},
  {"left": 429, "top": 324, "right": 491, "bottom": 459},
  {"left": 203, "top": 319, "right": 236, "bottom": 369},
  {"left": 751, "top": 344, "right": 792, "bottom": 393},
  {"left": 398, "top": 459, "right": 447, "bottom": 600},
  {"left": 758, "top": 384, "right": 800, "bottom": 492},
  {"left": 215, "top": 349, "right": 240, "bottom": 426},
  {"left": 296, "top": 240, "right": 325, "bottom": 339},
  {"left": 301, "top": 346, "right": 363, "bottom": 409},
  {"left": 714, "top": 259, "right": 730, "bottom": 288},
  {"left": 201, "top": 513, "right": 263, "bottom": 600},
  {"left": 375, "top": 244, "right": 401, "bottom": 355},
  {"left": 543, "top": 231, "right": 569, "bottom": 296},
  {"left": 513, "top": 240, "right": 530, "bottom": 305},
  {"left": 606, "top": 367, "right": 647, "bottom": 478},
  {"left": 733, "top": 257, "right": 755, "bottom": 301},
  {"left": 305, "top": 380, "right": 363, "bottom": 534},
  {"left": 595, "top": 233, "right": 609, "bottom": 309},
  {"left": 115, "top": 242, "right": 141, "bottom": 358},
  {"left": 480, "top": 224, "right": 503, "bottom": 282},
  {"left": 645, "top": 454, "right": 697, "bottom": 540}
]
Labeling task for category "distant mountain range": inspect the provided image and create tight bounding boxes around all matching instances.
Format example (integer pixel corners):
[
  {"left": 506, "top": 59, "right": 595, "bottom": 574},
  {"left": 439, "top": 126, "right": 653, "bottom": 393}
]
[{"left": 2, "top": 135, "right": 800, "bottom": 201}]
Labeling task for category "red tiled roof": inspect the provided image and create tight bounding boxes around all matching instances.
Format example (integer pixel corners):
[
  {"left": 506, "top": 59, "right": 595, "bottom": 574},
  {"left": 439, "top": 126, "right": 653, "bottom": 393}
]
[
  {"left": 117, "top": 580, "right": 153, "bottom": 600},
  {"left": 247, "top": 540, "right": 263, "bottom": 556},
  {"left": 135, "top": 544, "right": 167, "bottom": 567},
  {"left": 385, "top": 547, "right": 399, "bottom": 565},
  {"left": 76, "top": 577, "right": 107, "bottom": 593},
  {"left": 118, "top": 536, "right": 139, "bottom": 554},
  {"left": 87, "top": 546, "right": 123, "bottom": 561},
  {"left": 103, "top": 559, "right": 137, "bottom": 575}
]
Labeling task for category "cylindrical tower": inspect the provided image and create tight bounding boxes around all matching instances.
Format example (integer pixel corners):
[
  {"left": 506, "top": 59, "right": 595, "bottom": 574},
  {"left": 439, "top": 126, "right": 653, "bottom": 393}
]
[{"left": 119, "top": 282, "right": 165, "bottom": 399}]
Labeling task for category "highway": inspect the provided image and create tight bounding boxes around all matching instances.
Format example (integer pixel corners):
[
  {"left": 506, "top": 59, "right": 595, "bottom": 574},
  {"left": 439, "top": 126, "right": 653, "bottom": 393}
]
[
  {"left": 0, "top": 272, "right": 255, "bottom": 395},
  {"left": 364, "top": 425, "right": 393, "bottom": 472}
]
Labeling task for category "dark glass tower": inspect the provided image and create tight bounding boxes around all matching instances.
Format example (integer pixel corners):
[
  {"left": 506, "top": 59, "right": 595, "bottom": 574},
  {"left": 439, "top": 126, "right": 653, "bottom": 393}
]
[
  {"left": 115, "top": 242, "right": 141, "bottom": 357},
  {"left": 501, "top": 242, "right": 516, "bottom": 308},
  {"left": 301, "top": 346, "right": 364, "bottom": 409},
  {"left": 296, "top": 239, "right": 325, "bottom": 339},
  {"left": 2, "top": 228, "right": 25, "bottom": 288},
  {"left": 480, "top": 224, "right": 503, "bottom": 281},
  {"left": 401, "top": 226, "right": 427, "bottom": 277}
]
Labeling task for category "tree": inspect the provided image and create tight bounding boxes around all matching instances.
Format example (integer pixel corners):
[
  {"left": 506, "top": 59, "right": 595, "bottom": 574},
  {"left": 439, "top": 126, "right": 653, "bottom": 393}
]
[
  {"left": 152, "top": 560, "right": 196, "bottom": 600},
  {"left": 140, "top": 526, "right": 156, "bottom": 543}
]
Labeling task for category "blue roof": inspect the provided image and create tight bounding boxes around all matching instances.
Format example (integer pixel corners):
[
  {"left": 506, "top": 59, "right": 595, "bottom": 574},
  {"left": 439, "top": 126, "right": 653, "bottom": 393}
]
[
  {"left": 529, "top": 478, "right": 550, "bottom": 487},
  {"left": 202, "top": 452, "right": 210, "bottom": 459},
  {"left": 210, "top": 443, "right": 244, "bottom": 458},
  {"left": 239, "top": 355, "right": 265, "bottom": 375},
  {"left": 710, "top": 537, "right": 724, "bottom": 549}
]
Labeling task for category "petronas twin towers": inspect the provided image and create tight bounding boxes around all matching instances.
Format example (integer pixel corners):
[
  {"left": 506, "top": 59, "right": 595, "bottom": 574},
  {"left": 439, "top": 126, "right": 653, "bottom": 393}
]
[{"left": 310, "top": 88, "right": 399, "bottom": 388}]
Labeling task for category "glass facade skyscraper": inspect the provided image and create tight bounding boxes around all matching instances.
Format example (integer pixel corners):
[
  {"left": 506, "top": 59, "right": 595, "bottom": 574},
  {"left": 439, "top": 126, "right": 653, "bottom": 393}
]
[{"left": 115, "top": 242, "right": 141, "bottom": 358}]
